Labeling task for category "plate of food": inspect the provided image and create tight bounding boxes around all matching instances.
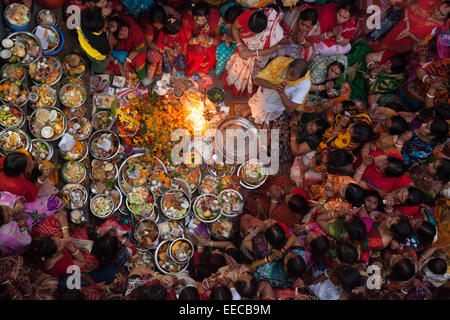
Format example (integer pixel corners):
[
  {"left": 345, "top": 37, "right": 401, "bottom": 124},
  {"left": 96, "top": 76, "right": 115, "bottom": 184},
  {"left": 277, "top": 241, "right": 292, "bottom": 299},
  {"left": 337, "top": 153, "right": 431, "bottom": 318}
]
[
  {"left": 170, "top": 178, "right": 191, "bottom": 200},
  {"left": 199, "top": 175, "right": 221, "bottom": 195},
  {"left": 90, "top": 182, "right": 122, "bottom": 212},
  {"left": 29, "top": 107, "right": 66, "bottom": 141},
  {"left": 30, "top": 84, "right": 56, "bottom": 109},
  {"left": 160, "top": 191, "right": 190, "bottom": 221},
  {"left": 0, "top": 128, "right": 30, "bottom": 154},
  {"left": 172, "top": 164, "right": 201, "bottom": 194},
  {"left": 32, "top": 25, "right": 60, "bottom": 54},
  {"left": 158, "top": 220, "right": 184, "bottom": 241},
  {"left": 238, "top": 159, "right": 268, "bottom": 188},
  {"left": 192, "top": 194, "right": 222, "bottom": 224},
  {"left": 147, "top": 171, "right": 172, "bottom": 197},
  {"left": 89, "top": 130, "right": 120, "bottom": 160},
  {"left": 67, "top": 117, "right": 92, "bottom": 141},
  {"left": 112, "top": 76, "right": 126, "bottom": 88},
  {"left": 30, "top": 139, "right": 53, "bottom": 161},
  {"left": 59, "top": 139, "right": 88, "bottom": 161},
  {"left": 63, "top": 104, "right": 86, "bottom": 119},
  {"left": 169, "top": 238, "right": 194, "bottom": 264},
  {"left": 37, "top": 9, "right": 57, "bottom": 26},
  {"left": 218, "top": 189, "right": 244, "bottom": 217},
  {"left": 207, "top": 216, "right": 234, "bottom": 240},
  {"left": 93, "top": 94, "right": 117, "bottom": 109},
  {"left": 207, "top": 156, "right": 235, "bottom": 178},
  {"left": 90, "top": 194, "right": 115, "bottom": 219},
  {"left": 28, "top": 56, "right": 62, "bottom": 86},
  {"left": 127, "top": 250, "right": 155, "bottom": 272},
  {"left": 154, "top": 240, "right": 188, "bottom": 274},
  {"left": 62, "top": 54, "right": 85, "bottom": 78},
  {"left": 92, "top": 111, "right": 115, "bottom": 131},
  {"left": 61, "top": 161, "right": 86, "bottom": 184},
  {"left": 61, "top": 76, "right": 87, "bottom": 89},
  {"left": 6, "top": 32, "right": 42, "bottom": 65},
  {"left": 62, "top": 183, "right": 88, "bottom": 209},
  {"left": 89, "top": 74, "right": 109, "bottom": 94},
  {"left": 122, "top": 158, "right": 149, "bottom": 187},
  {"left": 183, "top": 151, "right": 202, "bottom": 169},
  {"left": 126, "top": 186, "right": 155, "bottom": 217},
  {"left": 91, "top": 159, "right": 118, "bottom": 182},
  {"left": 0, "top": 104, "right": 24, "bottom": 128},
  {"left": 60, "top": 83, "right": 86, "bottom": 108},
  {"left": 134, "top": 219, "right": 159, "bottom": 251},
  {"left": 1, "top": 64, "right": 25, "bottom": 81},
  {"left": 0, "top": 79, "right": 29, "bottom": 107},
  {"left": 4, "top": 3, "right": 29, "bottom": 27}
]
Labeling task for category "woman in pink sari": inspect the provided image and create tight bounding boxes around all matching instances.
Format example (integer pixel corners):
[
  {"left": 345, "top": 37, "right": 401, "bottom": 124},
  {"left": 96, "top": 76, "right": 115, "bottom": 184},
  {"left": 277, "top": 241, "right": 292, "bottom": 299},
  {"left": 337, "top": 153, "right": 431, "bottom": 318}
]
[{"left": 222, "top": 8, "right": 284, "bottom": 97}]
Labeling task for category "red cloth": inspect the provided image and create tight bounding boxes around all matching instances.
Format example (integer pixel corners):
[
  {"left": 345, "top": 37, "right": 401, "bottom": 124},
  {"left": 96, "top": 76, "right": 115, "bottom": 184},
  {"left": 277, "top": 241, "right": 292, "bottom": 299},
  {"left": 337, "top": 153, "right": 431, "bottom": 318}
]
[
  {"left": 0, "top": 155, "right": 38, "bottom": 202},
  {"left": 292, "top": 187, "right": 310, "bottom": 200},
  {"left": 155, "top": 31, "right": 187, "bottom": 51}
]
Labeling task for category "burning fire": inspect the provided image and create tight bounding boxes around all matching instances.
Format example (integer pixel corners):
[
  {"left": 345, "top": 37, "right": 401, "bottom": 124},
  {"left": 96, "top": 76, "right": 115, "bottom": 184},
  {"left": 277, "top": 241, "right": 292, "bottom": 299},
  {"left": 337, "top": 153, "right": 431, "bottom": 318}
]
[{"left": 184, "top": 92, "right": 206, "bottom": 133}]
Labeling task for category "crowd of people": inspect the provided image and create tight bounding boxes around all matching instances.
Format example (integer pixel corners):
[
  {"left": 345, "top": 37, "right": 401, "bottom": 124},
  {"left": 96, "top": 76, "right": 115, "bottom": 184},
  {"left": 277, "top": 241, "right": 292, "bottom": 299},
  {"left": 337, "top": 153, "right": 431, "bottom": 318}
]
[{"left": 0, "top": 0, "right": 449, "bottom": 301}]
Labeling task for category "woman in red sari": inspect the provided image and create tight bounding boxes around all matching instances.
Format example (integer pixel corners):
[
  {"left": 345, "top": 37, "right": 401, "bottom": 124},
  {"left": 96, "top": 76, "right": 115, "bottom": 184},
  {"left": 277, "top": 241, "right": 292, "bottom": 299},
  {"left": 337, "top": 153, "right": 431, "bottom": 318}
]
[
  {"left": 107, "top": 15, "right": 148, "bottom": 81},
  {"left": 182, "top": 2, "right": 222, "bottom": 76},
  {"left": 31, "top": 212, "right": 98, "bottom": 278},
  {"left": 370, "top": 0, "right": 450, "bottom": 54}
]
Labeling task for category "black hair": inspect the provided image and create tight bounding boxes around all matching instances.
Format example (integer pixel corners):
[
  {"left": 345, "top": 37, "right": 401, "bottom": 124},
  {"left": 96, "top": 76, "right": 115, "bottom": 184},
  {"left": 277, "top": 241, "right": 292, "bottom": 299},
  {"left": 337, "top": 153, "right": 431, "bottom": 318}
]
[
  {"left": 58, "top": 289, "right": 84, "bottom": 300},
  {"left": 190, "top": 263, "right": 210, "bottom": 282},
  {"left": 91, "top": 234, "right": 119, "bottom": 268},
  {"left": 338, "top": 0, "right": 357, "bottom": 16},
  {"left": 209, "top": 285, "right": 232, "bottom": 300},
  {"left": 224, "top": 4, "right": 244, "bottom": 24},
  {"left": 389, "top": 116, "right": 409, "bottom": 135},
  {"left": 336, "top": 265, "right": 361, "bottom": 293},
  {"left": 405, "top": 187, "right": 424, "bottom": 206},
  {"left": 2, "top": 152, "right": 27, "bottom": 177},
  {"left": 390, "top": 258, "right": 415, "bottom": 282},
  {"left": 80, "top": 8, "right": 105, "bottom": 33},
  {"left": 328, "top": 61, "right": 345, "bottom": 75},
  {"left": 0, "top": 207, "right": 5, "bottom": 227},
  {"left": 248, "top": 11, "right": 268, "bottom": 33},
  {"left": 363, "top": 189, "right": 384, "bottom": 211},
  {"left": 205, "top": 253, "right": 226, "bottom": 275},
  {"left": 286, "top": 252, "right": 306, "bottom": 279},
  {"left": 299, "top": 8, "right": 318, "bottom": 25},
  {"left": 327, "top": 149, "right": 354, "bottom": 175},
  {"left": 384, "top": 157, "right": 407, "bottom": 178},
  {"left": 163, "top": 16, "right": 181, "bottom": 35},
  {"left": 390, "top": 217, "right": 413, "bottom": 243},
  {"left": 427, "top": 257, "right": 447, "bottom": 275},
  {"left": 310, "top": 235, "right": 329, "bottom": 263},
  {"left": 235, "top": 277, "right": 258, "bottom": 299},
  {"left": 192, "top": 2, "right": 210, "bottom": 18},
  {"left": 429, "top": 118, "right": 448, "bottom": 143},
  {"left": 131, "top": 282, "right": 167, "bottom": 300},
  {"left": 265, "top": 223, "right": 287, "bottom": 250},
  {"left": 108, "top": 16, "right": 128, "bottom": 39},
  {"left": 287, "top": 58, "right": 308, "bottom": 79},
  {"left": 415, "top": 221, "right": 436, "bottom": 246},
  {"left": 436, "top": 159, "right": 450, "bottom": 183},
  {"left": 149, "top": 5, "right": 168, "bottom": 25},
  {"left": 388, "top": 54, "right": 408, "bottom": 74},
  {"left": 351, "top": 123, "right": 380, "bottom": 144},
  {"left": 336, "top": 242, "right": 358, "bottom": 264},
  {"left": 344, "top": 216, "right": 367, "bottom": 242},
  {"left": 383, "top": 102, "right": 405, "bottom": 113},
  {"left": 345, "top": 183, "right": 365, "bottom": 207},
  {"left": 313, "top": 118, "right": 331, "bottom": 136},
  {"left": 32, "top": 236, "right": 57, "bottom": 262},
  {"left": 287, "top": 194, "right": 309, "bottom": 217},
  {"left": 0, "top": 284, "right": 12, "bottom": 300},
  {"left": 225, "top": 247, "right": 252, "bottom": 265},
  {"left": 178, "top": 286, "right": 200, "bottom": 300}
]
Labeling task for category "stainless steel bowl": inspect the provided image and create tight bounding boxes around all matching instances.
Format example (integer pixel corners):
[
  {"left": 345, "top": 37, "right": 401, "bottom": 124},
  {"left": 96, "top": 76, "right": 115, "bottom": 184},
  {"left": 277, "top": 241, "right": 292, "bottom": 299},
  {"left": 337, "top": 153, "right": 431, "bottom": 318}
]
[
  {"left": 30, "top": 139, "right": 53, "bottom": 161},
  {"left": 218, "top": 189, "right": 244, "bottom": 218},
  {"left": 32, "top": 25, "right": 60, "bottom": 55},
  {"left": 6, "top": 32, "right": 42, "bottom": 66},
  {"left": 154, "top": 240, "right": 189, "bottom": 275},
  {"left": 168, "top": 238, "right": 194, "bottom": 264},
  {"left": 29, "top": 56, "right": 62, "bottom": 86},
  {"left": 36, "top": 9, "right": 58, "bottom": 26},
  {"left": 28, "top": 106, "right": 67, "bottom": 141},
  {"left": 134, "top": 218, "right": 160, "bottom": 251},
  {"left": 88, "top": 129, "right": 120, "bottom": 160},
  {"left": 59, "top": 83, "right": 87, "bottom": 108},
  {"left": 0, "top": 127, "right": 30, "bottom": 155},
  {"left": 0, "top": 104, "right": 26, "bottom": 129},
  {"left": 90, "top": 194, "right": 115, "bottom": 219},
  {"left": 160, "top": 190, "right": 191, "bottom": 221},
  {"left": 67, "top": 116, "right": 93, "bottom": 141},
  {"left": 0, "top": 78, "right": 29, "bottom": 107},
  {"left": 125, "top": 186, "right": 155, "bottom": 217},
  {"left": 61, "top": 161, "right": 87, "bottom": 184},
  {"left": 192, "top": 194, "right": 223, "bottom": 224},
  {"left": 29, "top": 84, "right": 57, "bottom": 109},
  {"left": 62, "top": 54, "right": 86, "bottom": 78},
  {"left": 1, "top": 64, "right": 26, "bottom": 81}
]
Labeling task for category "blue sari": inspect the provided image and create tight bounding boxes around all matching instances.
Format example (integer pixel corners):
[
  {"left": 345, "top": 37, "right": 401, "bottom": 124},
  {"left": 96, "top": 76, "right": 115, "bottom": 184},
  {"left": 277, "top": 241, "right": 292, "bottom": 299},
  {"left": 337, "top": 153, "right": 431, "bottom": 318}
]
[{"left": 401, "top": 131, "right": 436, "bottom": 165}]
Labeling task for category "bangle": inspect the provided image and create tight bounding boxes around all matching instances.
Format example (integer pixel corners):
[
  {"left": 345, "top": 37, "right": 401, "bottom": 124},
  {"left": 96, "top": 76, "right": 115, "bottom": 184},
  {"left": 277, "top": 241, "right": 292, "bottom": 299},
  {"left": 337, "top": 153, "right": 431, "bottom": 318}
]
[
  {"left": 324, "top": 269, "right": 331, "bottom": 278},
  {"left": 426, "top": 93, "right": 435, "bottom": 98},
  {"left": 299, "top": 38, "right": 306, "bottom": 45},
  {"left": 126, "top": 57, "right": 132, "bottom": 63},
  {"left": 422, "top": 74, "right": 431, "bottom": 84},
  {"left": 324, "top": 32, "right": 329, "bottom": 40},
  {"left": 271, "top": 199, "right": 279, "bottom": 205},
  {"left": 265, "top": 256, "right": 270, "bottom": 264},
  {"left": 106, "top": 286, "right": 112, "bottom": 293},
  {"left": 357, "top": 167, "right": 366, "bottom": 174},
  {"left": 71, "top": 249, "right": 80, "bottom": 256},
  {"left": 37, "top": 177, "right": 45, "bottom": 184},
  {"left": 121, "top": 238, "right": 127, "bottom": 245},
  {"left": 61, "top": 226, "right": 69, "bottom": 231},
  {"left": 367, "top": 61, "right": 376, "bottom": 69},
  {"left": 394, "top": 141, "right": 404, "bottom": 148},
  {"left": 337, "top": 36, "right": 344, "bottom": 42}
]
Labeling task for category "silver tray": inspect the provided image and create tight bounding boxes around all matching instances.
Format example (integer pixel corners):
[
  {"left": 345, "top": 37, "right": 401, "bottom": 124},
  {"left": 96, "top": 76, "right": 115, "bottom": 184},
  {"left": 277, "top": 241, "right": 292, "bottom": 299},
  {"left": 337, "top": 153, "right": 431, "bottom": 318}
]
[
  {"left": 236, "top": 160, "right": 268, "bottom": 190},
  {"left": 7, "top": 32, "right": 42, "bottom": 66}
]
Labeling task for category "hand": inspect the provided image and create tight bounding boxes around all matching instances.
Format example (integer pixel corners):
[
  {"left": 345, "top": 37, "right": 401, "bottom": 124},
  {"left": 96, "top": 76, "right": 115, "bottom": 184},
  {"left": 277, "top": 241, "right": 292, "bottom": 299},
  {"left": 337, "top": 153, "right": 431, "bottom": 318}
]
[
  {"left": 369, "top": 211, "right": 382, "bottom": 222},
  {"left": 395, "top": 28, "right": 411, "bottom": 40},
  {"left": 269, "top": 185, "right": 284, "bottom": 201},
  {"left": 157, "top": 274, "right": 175, "bottom": 290},
  {"left": 276, "top": 82, "right": 287, "bottom": 95},
  {"left": 110, "top": 273, "right": 127, "bottom": 293},
  {"left": 430, "top": 78, "right": 443, "bottom": 89},
  {"left": 238, "top": 47, "right": 254, "bottom": 59},
  {"left": 321, "top": 99, "right": 332, "bottom": 110},
  {"left": 258, "top": 219, "right": 277, "bottom": 232},
  {"left": 197, "top": 237, "right": 210, "bottom": 247},
  {"left": 324, "top": 81, "right": 334, "bottom": 90},
  {"left": 269, "top": 249, "right": 284, "bottom": 261},
  {"left": 337, "top": 116, "right": 350, "bottom": 128},
  {"left": 292, "top": 278, "right": 305, "bottom": 290},
  {"left": 40, "top": 165, "right": 53, "bottom": 179},
  {"left": 14, "top": 200, "right": 25, "bottom": 213}
]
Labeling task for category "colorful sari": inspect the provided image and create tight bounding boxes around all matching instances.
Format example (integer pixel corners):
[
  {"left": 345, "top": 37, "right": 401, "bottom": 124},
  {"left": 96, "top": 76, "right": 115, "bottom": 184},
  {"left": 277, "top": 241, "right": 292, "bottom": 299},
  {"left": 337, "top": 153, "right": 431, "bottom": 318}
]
[
  {"left": 222, "top": 8, "right": 284, "bottom": 97},
  {"left": 31, "top": 216, "right": 98, "bottom": 277},
  {"left": 346, "top": 41, "right": 406, "bottom": 101},
  {"left": 370, "top": 0, "right": 449, "bottom": 54},
  {"left": 401, "top": 130, "right": 436, "bottom": 165},
  {"left": 108, "top": 15, "right": 147, "bottom": 80},
  {"left": 432, "top": 198, "right": 450, "bottom": 257},
  {"left": 182, "top": 8, "right": 222, "bottom": 76}
]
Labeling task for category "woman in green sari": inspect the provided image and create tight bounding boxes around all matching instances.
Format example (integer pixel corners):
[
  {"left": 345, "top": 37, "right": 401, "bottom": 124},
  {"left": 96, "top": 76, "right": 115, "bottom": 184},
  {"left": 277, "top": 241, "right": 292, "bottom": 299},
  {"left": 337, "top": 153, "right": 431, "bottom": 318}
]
[{"left": 346, "top": 42, "right": 408, "bottom": 108}]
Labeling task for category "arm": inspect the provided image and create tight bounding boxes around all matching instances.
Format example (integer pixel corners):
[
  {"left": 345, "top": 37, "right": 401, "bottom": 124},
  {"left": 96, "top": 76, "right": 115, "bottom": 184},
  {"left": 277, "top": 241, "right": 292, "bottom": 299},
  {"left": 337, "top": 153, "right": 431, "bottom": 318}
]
[
  {"left": 253, "top": 77, "right": 278, "bottom": 90},
  {"left": 257, "top": 281, "right": 276, "bottom": 300},
  {"left": 232, "top": 19, "right": 244, "bottom": 47},
  {"left": 54, "top": 211, "right": 70, "bottom": 238},
  {"left": 206, "top": 240, "right": 236, "bottom": 250}
]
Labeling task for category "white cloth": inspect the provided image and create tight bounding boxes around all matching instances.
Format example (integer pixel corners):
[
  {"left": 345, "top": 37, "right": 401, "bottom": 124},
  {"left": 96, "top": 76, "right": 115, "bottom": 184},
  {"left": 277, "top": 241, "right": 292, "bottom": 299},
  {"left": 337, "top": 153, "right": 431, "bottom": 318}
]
[
  {"left": 308, "top": 267, "right": 343, "bottom": 300},
  {"left": 249, "top": 73, "right": 311, "bottom": 124}
]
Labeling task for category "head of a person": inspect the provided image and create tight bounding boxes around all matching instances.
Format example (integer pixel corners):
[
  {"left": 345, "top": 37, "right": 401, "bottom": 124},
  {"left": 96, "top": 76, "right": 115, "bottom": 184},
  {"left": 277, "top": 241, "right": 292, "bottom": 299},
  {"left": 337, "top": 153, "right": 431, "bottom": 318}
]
[
  {"left": 374, "top": 155, "right": 407, "bottom": 178},
  {"left": 327, "top": 149, "right": 354, "bottom": 174},
  {"left": 384, "top": 54, "right": 408, "bottom": 74},
  {"left": 286, "top": 58, "right": 308, "bottom": 81},
  {"left": 307, "top": 234, "right": 329, "bottom": 263},
  {"left": 343, "top": 216, "right": 367, "bottom": 242},
  {"left": 413, "top": 220, "right": 437, "bottom": 247},
  {"left": 332, "top": 100, "right": 356, "bottom": 115},
  {"left": 432, "top": 1, "right": 450, "bottom": 21},
  {"left": 190, "top": 263, "right": 210, "bottom": 282},
  {"left": 192, "top": 2, "right": 210, "bottom": 26},
  {"left": 337, "top": 242, "right": 359, "bottom": 264},
  {"left": 327, "top": 61, "right": 345, "bottom": 80},
  {"left": 58, "top": 289, "right": 84, "bottom": 300},
  {"left": 349, "top": 122, "right": 380, "bottom": 144},
  {"left": 131, "top": 282, "right": 167, "bottom": 300},
  {"left": 108, "top": 17, "right": 129, "bottom": 39},
  {"left": 298, "top": 8, "right": 318, "bottom": 33},
  {"left": 149, "top": 5, "right": 168, "bottom": 30},
  {"left": 428, "top": 158, "right": 450, "bottom": 183},
  {"left": 163, "top": 16, "right": 181, "bottom": 36},
  {"left": 178, "top": 286, "right": 200, "bottom": 300},
  {"left": 81, "top": 8, "right": 105, "bottom": 33},
  {"left": 2, "top": 152, "right": 28, "bottom": 177},
  {"left": 224, "top": 4, "right": 244, "bottom": 27},
  {"left": 285, "top": 194, "right": 309, "bottom": 218},
  {"left": 209, "top": 285, "right": 232, "bottom": 300},
  {"left": 364, "top": 190, "right": 384, "bottom": 212},
  {"left": 389, "top": 217, "right": 413, "bottom": 243},
  {"left": 91, "top": 233, "right": 119, "bottom": 268},
  {"left": 248, "top": 10, "right": 268, "bottom": 34},
  {"left": 396, "top": 187, "right": 425, "bottom": 206},
  {"left": 428, "top": 257, "right": 447, "bottom": 275},
  {"left": 336, "top": 0, "right": 357, "bottom": 24},
  {"left": 225, "top": 247, "right": 251, "bottom": 265},
  {"left": 336, "top": 265, "right": 361, "bottom": 293},
  {"left": 305, "top": 118, "right": 330, "bottom": 138},
  {"left": 31, "top": 236, "right": 64, "bottom": 262},
  {"left": 342, "top": 183, "right": 365, "bottom": 208},
  {"left": 205, "top": 252, "right": 227, "bottom": 275},
  {"left": 284, "top": 252, "right": 307, "bottom": 280},
  {"left": 380, "top": 116, "right": 409, "bottom": 135},
  {"left": 235, "top": 275, "right": 258, "bottom": 299},
  {"left": 265, "top": 223, "right": 287, "bottom": 250},
  {"left": 418, "top": 118, "right": 448, "bottom": 143},
  {"left": 388, "top": 255, "right": 415, "bottom": 283}
]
